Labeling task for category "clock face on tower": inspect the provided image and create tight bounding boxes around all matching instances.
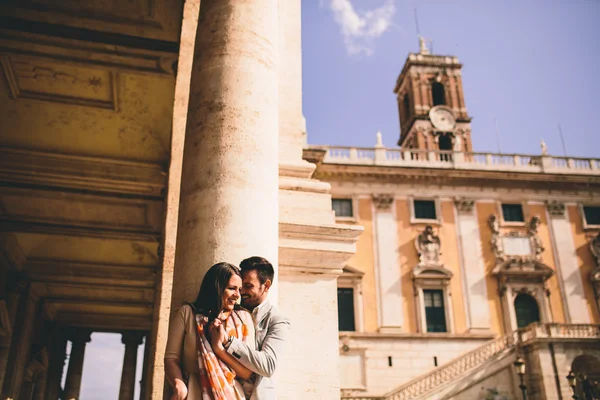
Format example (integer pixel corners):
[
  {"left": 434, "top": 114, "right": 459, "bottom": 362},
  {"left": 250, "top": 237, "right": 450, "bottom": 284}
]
[{"left": 429, "top": 106, "right": 456, "bottom": 131}]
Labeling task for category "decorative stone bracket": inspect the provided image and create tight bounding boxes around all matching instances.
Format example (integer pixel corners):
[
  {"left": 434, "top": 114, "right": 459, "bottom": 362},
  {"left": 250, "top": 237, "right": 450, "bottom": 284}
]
[
  {"left": 488, "top": 215, "right": 545, "bottom": 265},
  {"left": 372, "top": 194, "right": 394, "bottom": 211}
]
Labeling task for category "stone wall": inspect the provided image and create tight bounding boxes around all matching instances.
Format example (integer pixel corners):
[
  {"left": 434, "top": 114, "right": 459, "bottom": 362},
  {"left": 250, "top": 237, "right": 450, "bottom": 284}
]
[{"left": 339, "top": 334, "right": 492, "bottom": 396}]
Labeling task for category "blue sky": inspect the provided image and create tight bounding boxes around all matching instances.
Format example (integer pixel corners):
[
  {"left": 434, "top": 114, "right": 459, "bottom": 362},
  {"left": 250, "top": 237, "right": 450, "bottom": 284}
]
[{"left": 303, "top": 0, "right": 600, "bottom": 158}]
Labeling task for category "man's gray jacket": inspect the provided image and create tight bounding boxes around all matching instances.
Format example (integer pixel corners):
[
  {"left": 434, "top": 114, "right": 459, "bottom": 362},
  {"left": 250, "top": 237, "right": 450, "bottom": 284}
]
[{"left": 226, "top": 301, "right": 290, "bottom": 399}]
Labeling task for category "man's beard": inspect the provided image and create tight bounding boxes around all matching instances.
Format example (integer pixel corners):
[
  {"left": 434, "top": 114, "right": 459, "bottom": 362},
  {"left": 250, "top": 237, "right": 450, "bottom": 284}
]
[{"left": 241, "top": 296, "right": 257, "bottom": 309}]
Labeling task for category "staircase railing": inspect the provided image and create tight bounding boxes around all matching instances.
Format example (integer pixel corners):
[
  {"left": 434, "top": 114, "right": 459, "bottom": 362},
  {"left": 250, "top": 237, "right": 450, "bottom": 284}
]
[{"left": 341, "top": 323, "right": 600, "bottom": 400}]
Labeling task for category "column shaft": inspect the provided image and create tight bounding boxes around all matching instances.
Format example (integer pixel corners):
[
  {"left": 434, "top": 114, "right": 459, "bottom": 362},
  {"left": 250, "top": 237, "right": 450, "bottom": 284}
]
[
  {"left": 63, "top": 331, "right": 91, "bottom": 400},
  {"left": 44, "top": 333, "right": 67, "bottom": 400},
  {"left": 172, "top": 0, "right": 279, "bottom": 307},
  {"left": 118, "top": 332, "right": 143, "bottom": 400},
  {"left": 1, "top": 293, "right": 38, "bottom": 400},
  {"left": 0, "top": 279, "right": 26, "bottom": 390}
]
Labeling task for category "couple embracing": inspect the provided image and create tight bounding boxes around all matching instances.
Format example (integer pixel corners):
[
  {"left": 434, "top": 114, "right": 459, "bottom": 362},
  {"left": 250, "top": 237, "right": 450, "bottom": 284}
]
[{"left": 165, "top": 257, "right": 290, "bottom": 400}]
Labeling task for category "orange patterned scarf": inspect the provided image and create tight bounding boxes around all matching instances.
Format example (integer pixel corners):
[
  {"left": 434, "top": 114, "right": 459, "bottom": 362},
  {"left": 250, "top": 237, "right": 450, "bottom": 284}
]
[{"left": 194, "top": 311, "right": 250, "bottom": 400}]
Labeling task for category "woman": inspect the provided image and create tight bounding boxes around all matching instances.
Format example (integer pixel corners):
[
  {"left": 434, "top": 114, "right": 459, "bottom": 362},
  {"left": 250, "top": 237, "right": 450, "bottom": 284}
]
[{"left": 165, "top": 262, "right": 256, "bottom": 399}]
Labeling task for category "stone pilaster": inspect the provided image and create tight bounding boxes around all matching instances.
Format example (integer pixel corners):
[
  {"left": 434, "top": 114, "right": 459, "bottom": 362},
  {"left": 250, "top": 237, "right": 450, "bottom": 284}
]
[
  {"left": 44, "top": 331, "right": 68, "bottom": 400},
  {"left": 0, "top": 277, "right": 27, "bottom": 390},
  {"left": 1, "top": 286, "right": 38, "bottom": 400},
  {"left": 171, "top": 0, "right": 280, "bottom": 308},
  {"left": 119, "top": 332, "right": 144, "bottom": 400},
  {"left": 63, "top": 330, "right": 92, "bottom": 400},
  {"left": 545, "top": 201, "right": 590, "bottom": 323},
  {"left": 372, "top": 194, "right": 403, "bottom": 333},
  {"left": 454, "top": 199, "right": 491, "bottom": 332}
]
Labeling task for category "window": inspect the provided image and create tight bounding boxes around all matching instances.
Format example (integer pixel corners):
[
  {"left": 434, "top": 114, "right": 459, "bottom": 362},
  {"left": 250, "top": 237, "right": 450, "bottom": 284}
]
[
  {"left": 432, "top": 82, "right": 446, "bottom": 106},
  {"left": 424, "top": 289, "right": 447, "bottom": 332},
  {"left": 514, "top": 293, "right": 540, "bottom": 328},
  {"left": 437, "top": 133, "right": 453, "bottom": 162},
  {"left": 414, "top": 200, "right": 437, "bottom": 220},
  {"left": 402, "top": 95, "right": 411, "bottom": 123},
  {"left": 583, "top": 206, "right": 600, "bottom": 226},
  {"left": 332, "top": 199, "right": 353, "bottom": 218},
  {"left": 337, "top": 288, "right": 356, "bottom": 331},
  {"left": 501, "top": 203, "right": 524, "bottom": 223}
]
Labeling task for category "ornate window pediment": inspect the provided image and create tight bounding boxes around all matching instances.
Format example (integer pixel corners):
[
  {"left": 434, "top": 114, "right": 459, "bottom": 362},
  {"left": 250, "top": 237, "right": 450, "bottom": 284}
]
[
  {"left": 412, "top": 226, "right": 455, "bottom": 333},
  {"left": 488, "top": 215, "right": 545, "bottom": 265},
  {"left": 412, "top": 265, "right": 453, "bottom": 284},
  {"left": 492, "top": 259, "right": 554, "bottom": 287},
  {"left": 488, "top": 214, "right": 553, "bottom": 333}
]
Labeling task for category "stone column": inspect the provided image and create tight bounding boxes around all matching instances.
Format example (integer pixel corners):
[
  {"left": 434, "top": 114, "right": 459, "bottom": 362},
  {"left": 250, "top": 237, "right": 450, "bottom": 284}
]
[
  {"left": 119, "top": 332, "right": 144, "bottom": 400},
  {"left": 1, "top": 288, "right": 38, "bottom": 400},
  {"left": 454, "top": 199, "right": 492, "bottom": 331},
  {"left": 63, "top": 330, "right": 91, "bottom": 400},
  {"left": 0, "top": 278, "right": 27, "bottom": 390},
  {"left": 44, "top": 331, "right": 68, "bottom": 400},
  {"left": 545, "top": 201, "right": 590, "bottom": 323},
  {"left": 138, "top": 334, "right": 149, "bottom": 400},
  {"left": 171, "top": 0, "right": 279, "bottom": 308},
  {"left": 277, "top": 0, "right": 305, "bottom": 165},
  {"left": 372, "top": 194, "right": 404, "bottom": 333}
]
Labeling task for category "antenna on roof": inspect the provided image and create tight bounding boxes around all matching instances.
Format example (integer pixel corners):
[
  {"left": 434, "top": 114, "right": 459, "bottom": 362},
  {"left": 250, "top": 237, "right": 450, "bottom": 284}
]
[
  {"left": 413, "top": 8, "right": 421, "bottom": 36},
  {"left": 558, "top": 123, "right": 567, "bottom": 157},
  {"left": 414, "top": 8, "right": 431, "bottom": 55}
]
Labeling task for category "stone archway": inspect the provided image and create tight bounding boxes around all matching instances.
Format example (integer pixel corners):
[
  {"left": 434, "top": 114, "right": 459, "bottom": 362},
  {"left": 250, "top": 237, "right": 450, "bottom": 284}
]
[{"left": 571, "top": 354, "right": 600, "bottom": 399}]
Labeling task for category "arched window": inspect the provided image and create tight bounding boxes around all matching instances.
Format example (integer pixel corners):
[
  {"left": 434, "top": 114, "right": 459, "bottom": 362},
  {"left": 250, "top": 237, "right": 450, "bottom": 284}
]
[
  {"left": 432, "top": 82, "right": 446, "bottom": 106},
  {"left": 514, "top": 293, "right": 540, "bottom": 328},
  {"left": 438, "top": 133, "right": 452, "bottom": 161},
  {"left": 403, "top": 95, "right": 411, "bottom": 120}
]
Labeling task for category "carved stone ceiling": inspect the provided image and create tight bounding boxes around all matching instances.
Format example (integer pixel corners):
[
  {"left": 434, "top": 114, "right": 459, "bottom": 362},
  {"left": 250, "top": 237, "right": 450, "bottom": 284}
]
[
  {"left": 0, "top": 55, "right": 175, "bottom": 163},
  {"left": 0, "top": 1, "right": 183, "bottom": 330}
]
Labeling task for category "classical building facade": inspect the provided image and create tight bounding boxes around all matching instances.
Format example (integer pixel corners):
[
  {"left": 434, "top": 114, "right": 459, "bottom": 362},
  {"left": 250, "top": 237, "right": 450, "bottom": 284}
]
[
  {"left": 0, "top": 1, "right": 362, "bottom": 400},
  {"left": 304, "top": 39, "right": 600, "bottom": 399}
]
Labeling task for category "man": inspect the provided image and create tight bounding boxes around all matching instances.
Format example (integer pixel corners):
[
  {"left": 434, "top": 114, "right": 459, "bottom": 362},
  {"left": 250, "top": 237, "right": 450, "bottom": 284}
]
[{"left": 211, "top": 256, "right": 290, "bottom": 399}]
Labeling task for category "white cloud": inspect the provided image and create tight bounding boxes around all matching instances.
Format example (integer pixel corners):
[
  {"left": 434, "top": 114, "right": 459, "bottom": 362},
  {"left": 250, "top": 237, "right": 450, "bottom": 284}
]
[{"left": 326, "top": 0, "right": 396, "bottom": 56}]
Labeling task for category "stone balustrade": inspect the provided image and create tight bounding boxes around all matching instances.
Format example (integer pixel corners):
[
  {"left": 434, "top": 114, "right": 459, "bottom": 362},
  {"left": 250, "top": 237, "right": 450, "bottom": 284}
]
[
  {"left": 314, "top": 146, "right": 600, "bottom": 175},
  {"left": 341, "top": 323, "right": 600, "bottom": 400}
]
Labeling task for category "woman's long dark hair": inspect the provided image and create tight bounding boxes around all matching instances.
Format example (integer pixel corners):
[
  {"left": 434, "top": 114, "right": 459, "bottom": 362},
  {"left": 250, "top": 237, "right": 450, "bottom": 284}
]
[{"left": 189, "top": 262, "right": 241, "bottom": 321}]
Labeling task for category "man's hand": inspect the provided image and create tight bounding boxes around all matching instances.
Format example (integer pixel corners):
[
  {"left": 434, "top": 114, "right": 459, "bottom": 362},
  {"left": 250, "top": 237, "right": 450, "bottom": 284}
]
[
  {"left": 209, "top": 320, "right": 228, "bottom": 351},
  {"left": 169, "top": 379, "right": 188, "bottom": 400}
]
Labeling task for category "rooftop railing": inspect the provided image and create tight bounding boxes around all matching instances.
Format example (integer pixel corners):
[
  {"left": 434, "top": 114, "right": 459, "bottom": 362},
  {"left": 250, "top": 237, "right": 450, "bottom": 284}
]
[{"left": 315, "top": 146, "right": 600, "bottom": 175}]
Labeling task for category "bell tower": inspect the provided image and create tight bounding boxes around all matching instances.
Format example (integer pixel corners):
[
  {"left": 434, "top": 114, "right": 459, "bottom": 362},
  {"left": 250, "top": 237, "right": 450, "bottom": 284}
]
[{"left": 393, "top": 38, "right": 473, "bottom": 152}]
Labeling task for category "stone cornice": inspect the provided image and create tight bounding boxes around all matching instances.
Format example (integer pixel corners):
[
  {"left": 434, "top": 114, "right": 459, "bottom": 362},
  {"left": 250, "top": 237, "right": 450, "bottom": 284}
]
[
  {"left": 0, "top": 186, "right": 163, "bottom": 241},
  {"left": 0, "top": 29, "right": 178, "bottom": 75},
  {"left": 279, "top": 221, "right": 363, "bottom": 276},
  {"left": 0, "top": 148, "right": 166, "bottom": 197},
  {"left": 311, "top": 163, "right": 600, "bottom": 192},
  {"left": 339, "top": 331, "right": 494, "bottom": 341}
]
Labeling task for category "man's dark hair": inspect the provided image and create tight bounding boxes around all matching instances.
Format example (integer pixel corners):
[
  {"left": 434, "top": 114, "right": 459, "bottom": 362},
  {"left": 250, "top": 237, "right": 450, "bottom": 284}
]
[{"left": 240, "top": 256, "right": 274, "bottom": 285}]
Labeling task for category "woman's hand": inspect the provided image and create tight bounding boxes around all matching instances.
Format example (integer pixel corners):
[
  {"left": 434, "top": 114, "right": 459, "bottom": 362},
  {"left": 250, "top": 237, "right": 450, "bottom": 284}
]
[{"left": 169, "top": 379, "right": 188, "bottom": 400}]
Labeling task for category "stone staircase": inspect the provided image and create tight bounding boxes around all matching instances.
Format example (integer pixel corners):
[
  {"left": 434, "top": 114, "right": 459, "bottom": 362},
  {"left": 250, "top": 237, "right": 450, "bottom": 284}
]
[{"left": 341, "top": 323, "right": 600, "bottom": 400}]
